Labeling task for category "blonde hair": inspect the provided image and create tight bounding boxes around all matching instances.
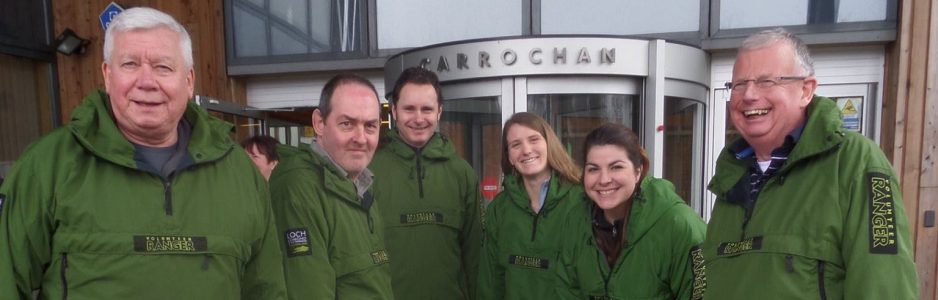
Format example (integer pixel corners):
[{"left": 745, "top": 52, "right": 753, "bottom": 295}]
[{"left": 501, "top": 112, "right": 581, "bottom": 184}]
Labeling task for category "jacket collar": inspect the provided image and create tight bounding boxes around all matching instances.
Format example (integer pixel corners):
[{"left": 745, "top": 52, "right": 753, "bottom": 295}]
[
  {"left": 379, "top": 129, "right": 456, "bottom": 161},
  {"left": 708, "top": 95, "right": 845, "bottom": 195},
  {"left": 502, "top": 173, "right": 576, "bottom": 216},
  {"left": 68, "top": 89, "right": 234, "bottom": 170}
]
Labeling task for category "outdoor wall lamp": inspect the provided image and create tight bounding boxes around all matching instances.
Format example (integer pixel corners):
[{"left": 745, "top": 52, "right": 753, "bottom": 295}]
[{"left": 55, "top": 28, "right": 90, "bottom": 56}]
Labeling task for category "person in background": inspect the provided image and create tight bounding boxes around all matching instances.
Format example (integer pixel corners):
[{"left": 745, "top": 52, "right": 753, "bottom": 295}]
[
  {"left": 701, "top": 28, "right": 917, "bottom": 299},
  {"left": 0, "top": 7, "right": 286, "bottom": 299},
  {"left": 557, "top": 123, "right": 706, "bottom": 299},
  {"left": 477, "top": 112, "right": 585, "bottom": 300},
  {"left": 268, "top": 74, "right": 392, "bottom": 300},
  {"left": 370, "top": 67, "right": 482, "bottom": 300},
  {"left": 241, "top": 135, "right": 281, "bottom": 181}
]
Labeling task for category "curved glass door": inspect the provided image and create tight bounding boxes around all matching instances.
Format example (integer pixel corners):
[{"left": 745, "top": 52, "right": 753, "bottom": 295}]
[
  {"left": 525, "top": 76, "right": 643, "bottom": 163},
  {"left": 439, "top": 79, "right": 505, "bottom": 202}
]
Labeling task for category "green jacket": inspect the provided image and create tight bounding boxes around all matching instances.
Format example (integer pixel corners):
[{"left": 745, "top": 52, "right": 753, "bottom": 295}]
[
  {"left": 557, "top": 177, "right": 706, "bottom": 300},
  {"left": 369, "top": 131, "right": 482, "bottom": 300},
  {"left": 269, "top": 143, "right": 393, "bottom": 300},
  {"left": 702, "top": 96, "right": 918, "bottom": 299},
  {"left": 478, "top": 174, "right": 586, "bottom": 300},
  {"left": 0, "top": 90, "right": 287, "bottom": 299}
]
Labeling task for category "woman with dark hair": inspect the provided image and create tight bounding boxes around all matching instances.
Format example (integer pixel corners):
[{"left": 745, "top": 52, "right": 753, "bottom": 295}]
[
  {"left": 478, "top": 112, "right": 585, "bottom": 299},
  {"left": 557, "top": 123, "right": 706, "bottom": 299},
  {"left": 240, "top": 135, "right": 280, "bottom": 181}
]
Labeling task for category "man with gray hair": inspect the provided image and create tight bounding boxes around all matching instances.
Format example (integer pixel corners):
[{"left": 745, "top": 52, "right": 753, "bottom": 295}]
[
  {"left": 700, "top": 28, "right": 917, "bottom": 299},
  {"left": 0, "top": 7, "right": 286, "bottom": 299}
]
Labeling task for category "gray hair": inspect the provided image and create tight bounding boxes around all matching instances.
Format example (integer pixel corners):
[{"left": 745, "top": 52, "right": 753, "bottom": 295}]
[
  {"left": 103, "top": 7, "right": 193, "bottom": 69},
  {"left": 740, "top": 28, "right": 814, "bottom": 76}
]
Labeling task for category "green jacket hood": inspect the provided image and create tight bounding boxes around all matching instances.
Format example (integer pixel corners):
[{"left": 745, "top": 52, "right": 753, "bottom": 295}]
[
  {"left": 622, "top": 177, "right": 688, "bottom": 247},
  {"left": 379, "top": 129, "right": 458, "bottom": 161},
  {"left": 501, "top": 174, "right": 578, "bottom": 216},
  {"left": 708, "top": 95, "right": 845, "bottom": 194},
  {"left": 68, "top": 89, "right": 235, "bottom": 168}
]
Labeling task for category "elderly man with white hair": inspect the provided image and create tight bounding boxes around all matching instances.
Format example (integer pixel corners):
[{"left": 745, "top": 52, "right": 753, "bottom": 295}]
[{"left": 0, "top": 7, "right": 286, "bottom": 299}]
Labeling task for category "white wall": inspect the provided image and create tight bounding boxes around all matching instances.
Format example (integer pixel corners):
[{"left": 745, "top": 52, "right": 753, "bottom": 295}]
[{"left": 246, "top": 71, "right": 387, "bottom": 109}]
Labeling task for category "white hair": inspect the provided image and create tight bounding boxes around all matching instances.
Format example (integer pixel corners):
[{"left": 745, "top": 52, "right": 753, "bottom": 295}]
[
  {"left": 740, "top": 27, "right": 815, "bottom": 76},
  {"left": 103, "top": 7, "right": 193, "bottom": 68}
]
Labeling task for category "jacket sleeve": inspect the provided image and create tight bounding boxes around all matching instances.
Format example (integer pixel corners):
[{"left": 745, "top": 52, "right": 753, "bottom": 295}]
[
  {"left": 242, "top": 179, "right": 288, "bottom": 300},
  {"left": 270, "top": 170, "right": 336, "bottom": 300},
  {"left": 0, "top": 153, "right": 55, "bottom": 299},
  {"left": 477, "top": 198, "right": 503, "bottom": 300},
  {"left": 841, "top": 148, "right": 918, "bottom": 300},
  {"left": 666, "top": 204, "right": 707, "bottom": 300},
  {"left": 460, "top": 170, "right": 482, "bottom": 300}
]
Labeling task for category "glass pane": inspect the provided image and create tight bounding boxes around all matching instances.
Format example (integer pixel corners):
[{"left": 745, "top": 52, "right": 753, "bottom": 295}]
[
  {"left": 527, "top": 94, "right": 639, "bottom": 163},
  {"left": 271, "top": 26, "right": 307, "bottom": 55},
  {"left": 439, "top": 96, "right": 502, "bottom": 202},
  {"left": 376, "top": 0, "right": 522, "bottom": 49},
  {"left": 309, "top": 0, "right": 333, "bottom": 52},
  {"left": 838, "top": 0, "right": 888, "bottom": 22},
  {"left": 720, "top": 0, "right": 808, "bottom": 29},
  {"left": 270, "top": 0, "right": 309, "bottom": 35},
  {"left": 234, "top": 6, "right": 268, "bottom": 57},
  {"left": 542, "top": 0, "right": 699, "bottom": 35},
  {"left": 663, "top": 97, "right": 701, "bottom": 203}
]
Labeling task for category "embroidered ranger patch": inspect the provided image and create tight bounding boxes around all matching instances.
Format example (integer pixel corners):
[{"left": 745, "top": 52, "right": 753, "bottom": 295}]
[
  {"left": 690, "top": 246, "right": 706, "bottom": 300},
  {"left": 133, "top": 235, "right": 207, "bottom": 252},
  {"left": 868, "top": 172, "right": 898, "bottom": 254},
  {"left": 284, "top": 228, "right": 312, "bottom": 257},
  {"left": 508, "top": 255, "right": 549, "bottom": 269},
  {"left": 371, "top": 249, "right": 390, "bottom": 264},
  {"left": 717, "top": 236, "right": 763, "bottom": 255},
  {"left": 400, "top": 211, "right": 444, "bottom": 225}
]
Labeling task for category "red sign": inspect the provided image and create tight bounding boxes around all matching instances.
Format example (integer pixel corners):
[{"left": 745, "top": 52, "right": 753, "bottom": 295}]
[{"left": 480, "top": 177, "right": 500, "bottom": 201}]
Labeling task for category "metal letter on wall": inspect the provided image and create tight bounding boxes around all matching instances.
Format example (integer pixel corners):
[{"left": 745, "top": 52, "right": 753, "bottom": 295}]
[
  {"left": 502, "top": 49, "right": 518, "bottom": 66},
  {"left": 529, "top": 48, "right": 543, "bottom": 65}
]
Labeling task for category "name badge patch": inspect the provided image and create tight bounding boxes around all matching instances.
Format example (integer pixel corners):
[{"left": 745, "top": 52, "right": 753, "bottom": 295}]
[
  {"left": 690, "top": 246, "right": 706, "bottom": 300},
  {"left": 508, "top": 255, "right": 549, "bottom": 269},
  {"left": 284, "top": 228, "right": 312, "bottom": 257},
  {"left": 400, "top": 211, "right": 444, "bottom": 225},
  {"left": 868, "top": 172, "right": 898, "bottom": 254},
  {"left": 717, "top": 236, "right": 763, "bottom": 255},
  {"left": 371, "top": 249, "right": 390, "bottom": 265},
  {"left": 133, "top": 235, "right": 207, "bottom": 252}
]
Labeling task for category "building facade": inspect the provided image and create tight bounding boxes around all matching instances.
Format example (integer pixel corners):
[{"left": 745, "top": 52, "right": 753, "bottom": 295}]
[{"left": 1, "top": 0, "right": 936, "bottom": 297}]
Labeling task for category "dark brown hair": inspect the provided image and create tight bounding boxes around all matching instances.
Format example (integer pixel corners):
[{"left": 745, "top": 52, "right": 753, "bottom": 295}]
[
  {"left": 388, "top": 67, "right": 443, "bottom": 106},
  {"left": 240, "top": 135, "right": 280, "bottom": 162},
  {"left": 582, "top": 123, "right": 649, "bottom": 179}
]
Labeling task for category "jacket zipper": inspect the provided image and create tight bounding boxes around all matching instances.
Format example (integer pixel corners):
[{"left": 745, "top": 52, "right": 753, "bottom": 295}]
[
  {"left": 162, "top": 179, "right": 173, "bottom": 216},
  {"left": 60, "top": 253, "right": 68, "bottom": 300},
  {"left": 367, "top": 210, "right": 375, "bottom": 233},
  {"left": 817, "top": 260, "right": 827, "bottom": 300},
  {"left": 201, "top": 255, "right": 212, "bottom": 270},
  {"left": 531, "top": 213, "right": 541, "bottom": 241},
  {"left": 415, "top": 153, "right": 424, "bottom": 199}
]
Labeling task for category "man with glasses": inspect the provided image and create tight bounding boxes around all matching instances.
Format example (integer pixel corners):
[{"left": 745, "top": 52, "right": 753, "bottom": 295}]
[{"left": 700, "top": 28, "right": 917, "bottom": 299}]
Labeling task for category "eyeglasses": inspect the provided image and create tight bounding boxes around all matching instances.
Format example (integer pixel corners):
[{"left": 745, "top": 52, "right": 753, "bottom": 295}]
[{"left": 724, "top": 76, "right": 808, "bottom": 92}]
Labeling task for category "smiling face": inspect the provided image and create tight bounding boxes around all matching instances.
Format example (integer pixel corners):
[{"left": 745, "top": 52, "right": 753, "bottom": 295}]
[
  {"left": 103, "top": 27, "right": 194, "bottom": 147},
  {"left": 505, "top": 124, "right": 550, "bottom": 180},
  {"left": 584, "top": 144, "right": 641, "bottom": 220},
  {"left": 313, "top": 83, "right": 381, "bottom": 180},
  {"left": 730, "top": 41, "right": 817, "bottom": 159},
  {"left": 392, "top": 83, "right": 442, "bottom": 148}
]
